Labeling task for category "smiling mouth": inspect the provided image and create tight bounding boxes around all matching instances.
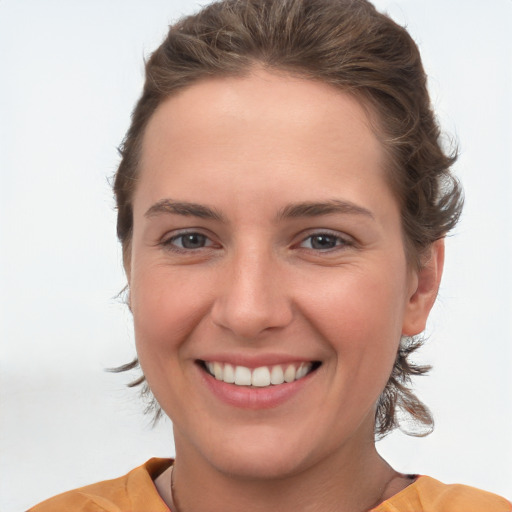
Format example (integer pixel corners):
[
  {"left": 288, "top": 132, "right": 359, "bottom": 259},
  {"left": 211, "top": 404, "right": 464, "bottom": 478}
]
[{"left": 199, "top": 360, "right": 321, "bottom": 387}]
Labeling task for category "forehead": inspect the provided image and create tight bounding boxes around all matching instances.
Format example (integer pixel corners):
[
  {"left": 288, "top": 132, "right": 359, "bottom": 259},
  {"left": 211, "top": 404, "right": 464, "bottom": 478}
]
[
  {"left": 141, "top": 70, "right": 381, "bottom": 164},
  {"left": 135, "top": 70, "right": 392, "bottom": 218}
]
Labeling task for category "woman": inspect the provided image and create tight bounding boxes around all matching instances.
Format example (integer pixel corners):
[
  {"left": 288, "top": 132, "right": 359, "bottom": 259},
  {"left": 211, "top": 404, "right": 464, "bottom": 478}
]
[{"left": 28, "top": 0, "right": 510, "bottom": 510}]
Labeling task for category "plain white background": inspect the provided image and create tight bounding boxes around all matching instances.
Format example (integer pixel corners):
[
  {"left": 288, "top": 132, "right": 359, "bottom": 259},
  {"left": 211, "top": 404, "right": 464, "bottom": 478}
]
[{"left": 0, "top": 1, "right": 511, "bottom": 510}]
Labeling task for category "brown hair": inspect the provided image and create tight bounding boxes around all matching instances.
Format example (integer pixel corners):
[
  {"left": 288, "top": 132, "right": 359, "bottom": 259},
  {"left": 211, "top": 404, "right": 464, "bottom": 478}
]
[{"left": 112, "top": 0, "right": 463, "bottom": 438}]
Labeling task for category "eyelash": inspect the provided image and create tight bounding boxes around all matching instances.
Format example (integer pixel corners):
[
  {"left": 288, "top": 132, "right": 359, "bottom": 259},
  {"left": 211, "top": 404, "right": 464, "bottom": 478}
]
[
  {"left": 161, "top": 230, "right": 352, "bottom": 254},
  {"left": 298, "top": 232, "right": 352, "bottom": 252},
  {"left": 161, "top": 231, "right": 216, "bottom": 253}
]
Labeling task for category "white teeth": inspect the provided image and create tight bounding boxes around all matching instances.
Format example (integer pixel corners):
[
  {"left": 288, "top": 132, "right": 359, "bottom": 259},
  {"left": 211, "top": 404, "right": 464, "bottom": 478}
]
[
  {"left": 205, "top": 361, "right": 315, "bottom": 387},
  {"left": 296, "top": 363, "right": 308, "bottom": 380},
  {"left": 223, "top": 363, "right": 235, "bottom": 384},
  {"left": 234, "top": 365, "right": 252, "bottom": 386},
  {"left": 213, "top": 362, "right": 223, "bottom": 380},
  {"left": 252, "top": 367, "right": 271, "bottom": 387},
  {"left": 284, "top": 364, "right": 296, "bottom": 383},
  {"left": 270, "top": 365, "right": 285, "bottom": 385}
]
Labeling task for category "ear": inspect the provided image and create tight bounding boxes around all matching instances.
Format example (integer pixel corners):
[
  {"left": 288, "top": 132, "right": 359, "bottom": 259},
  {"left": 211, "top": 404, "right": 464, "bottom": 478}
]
[
  {"left": 402, "top": 238, "right": 445, "bottom": 336},
  {"left": 123, "top": 253, "right": 132, "bottom": 284},
  {"left": 122, "top": 244, "right": 133, "bottom": 311}
]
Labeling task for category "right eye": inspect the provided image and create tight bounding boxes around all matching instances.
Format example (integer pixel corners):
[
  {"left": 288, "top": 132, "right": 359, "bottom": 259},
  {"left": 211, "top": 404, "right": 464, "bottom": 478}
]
[{"left": 164, "top": 232, "right": 213, "bottom": 251}]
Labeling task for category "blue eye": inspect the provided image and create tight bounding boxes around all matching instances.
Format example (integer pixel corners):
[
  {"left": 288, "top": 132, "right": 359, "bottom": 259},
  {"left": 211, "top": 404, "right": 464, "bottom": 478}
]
[
  {"left": 301, "top": 234, "right": 347, "bottom": 250},
  {"left": 169, "top": 233, "right": 211, "bottom": 249}
]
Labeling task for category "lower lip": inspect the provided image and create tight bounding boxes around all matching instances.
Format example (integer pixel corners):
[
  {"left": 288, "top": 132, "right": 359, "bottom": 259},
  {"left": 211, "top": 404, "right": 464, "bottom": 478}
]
[{"left": 199, "top": 366, "right": 315, "bottom": 410}]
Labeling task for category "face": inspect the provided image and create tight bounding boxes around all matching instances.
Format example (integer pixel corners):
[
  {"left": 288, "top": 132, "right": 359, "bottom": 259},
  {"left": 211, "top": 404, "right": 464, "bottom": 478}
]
[{"left": 128, "top": 70, "right": 437, "bottom": 479}]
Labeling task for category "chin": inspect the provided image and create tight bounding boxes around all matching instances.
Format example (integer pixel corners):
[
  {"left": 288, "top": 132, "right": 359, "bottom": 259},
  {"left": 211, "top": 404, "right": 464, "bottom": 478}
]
[
  {"left": 191, "top": 425, "right": 326, "bottom": 481},
  {"left": 213, "top": 446, "right": 309, "bottom": 480}
]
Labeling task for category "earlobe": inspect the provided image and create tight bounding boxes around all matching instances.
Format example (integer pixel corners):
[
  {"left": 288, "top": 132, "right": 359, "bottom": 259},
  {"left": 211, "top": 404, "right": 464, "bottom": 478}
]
[{"left": 402, "top": 239, "right": 445, "bottom": 336}]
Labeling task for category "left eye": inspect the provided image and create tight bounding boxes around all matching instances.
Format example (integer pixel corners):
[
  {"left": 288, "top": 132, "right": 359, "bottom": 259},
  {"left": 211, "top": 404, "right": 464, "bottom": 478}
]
[
  {"left": 300, "top": 234, "right": 347, "bottom": 250},
  {"left": 168, "top": 233, "right": 212, "bottom": 249}
]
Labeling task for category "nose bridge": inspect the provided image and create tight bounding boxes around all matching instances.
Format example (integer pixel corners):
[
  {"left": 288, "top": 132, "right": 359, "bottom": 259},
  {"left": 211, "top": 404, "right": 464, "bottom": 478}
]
[{"left": 211, "top": 242, "right": 293, "bottom": 338}]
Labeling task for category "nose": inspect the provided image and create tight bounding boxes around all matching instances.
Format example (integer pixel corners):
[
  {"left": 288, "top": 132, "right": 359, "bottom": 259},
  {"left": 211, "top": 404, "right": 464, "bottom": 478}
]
[{"left": 210, "top": 247, "right": 294, "bottom": 339}]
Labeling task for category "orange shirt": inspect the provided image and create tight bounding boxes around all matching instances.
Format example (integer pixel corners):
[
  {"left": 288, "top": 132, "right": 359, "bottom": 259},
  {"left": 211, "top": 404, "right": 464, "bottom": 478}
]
[{"left": 28, "top": 458, "right": 511, "bottom": 512}]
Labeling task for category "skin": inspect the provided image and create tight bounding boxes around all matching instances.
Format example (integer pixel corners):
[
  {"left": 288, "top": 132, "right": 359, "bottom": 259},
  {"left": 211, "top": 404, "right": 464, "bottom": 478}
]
[{"left": 127, "top": 69, "right": 444, "bottom": 512}]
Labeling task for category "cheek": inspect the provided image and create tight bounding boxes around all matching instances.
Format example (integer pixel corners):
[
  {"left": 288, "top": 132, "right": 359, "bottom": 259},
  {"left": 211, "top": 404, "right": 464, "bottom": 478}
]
[
  {"left": 130, "top": 264, "right": 212, "bottom": 362},
  {"left": 300, "top": 267, "right": 406, "bottom": 377},
  {"left": 129, "top": 264, "right": 218, "bottom": 417}
]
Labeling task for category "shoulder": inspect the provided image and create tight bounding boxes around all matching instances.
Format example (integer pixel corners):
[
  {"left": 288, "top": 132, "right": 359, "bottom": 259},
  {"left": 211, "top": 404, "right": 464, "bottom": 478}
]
[
  {"left": 27, "top": 458, "right": 173, "bottom": 512},
  {"left": 415, "top": 476, "right": 511, "bottom": 512},
  {"left": 374, "top": 475, "right": 511, "bottom": 512}
]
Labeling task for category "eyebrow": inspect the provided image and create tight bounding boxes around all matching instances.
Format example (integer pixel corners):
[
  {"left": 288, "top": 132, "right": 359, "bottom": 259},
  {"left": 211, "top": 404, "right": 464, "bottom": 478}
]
[
  {"left": 144, "top": 199, "right": 225, "bottom": 221},
  {"left": 277, "top": 200, "right": 374, "bottom": 220},
  {"left": 144, "top": 198, "right": 374, "bottom": 223}
]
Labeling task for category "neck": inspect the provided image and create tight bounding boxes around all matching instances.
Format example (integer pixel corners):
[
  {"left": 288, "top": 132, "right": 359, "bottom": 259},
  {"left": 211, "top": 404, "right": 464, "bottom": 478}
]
[{"left": 157, "top": 434, "right": 403, "bottom": 512}]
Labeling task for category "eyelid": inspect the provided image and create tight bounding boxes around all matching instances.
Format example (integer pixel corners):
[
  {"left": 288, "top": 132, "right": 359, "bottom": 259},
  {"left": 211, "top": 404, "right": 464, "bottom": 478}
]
[
  {"left": 295, "top": 229, "right": 354, "bottom": 251},
  {"left": 160, "top": 228, "right": 219, "bottom": 251},
  {"left": 157, "top": 227, "right": 355, "bottom": 253}
]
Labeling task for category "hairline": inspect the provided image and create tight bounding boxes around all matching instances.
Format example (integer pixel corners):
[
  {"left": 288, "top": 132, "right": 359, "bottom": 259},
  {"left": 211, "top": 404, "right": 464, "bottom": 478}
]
[{"left": 121, "top": 62, "right": 423, "bottom": 270}]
